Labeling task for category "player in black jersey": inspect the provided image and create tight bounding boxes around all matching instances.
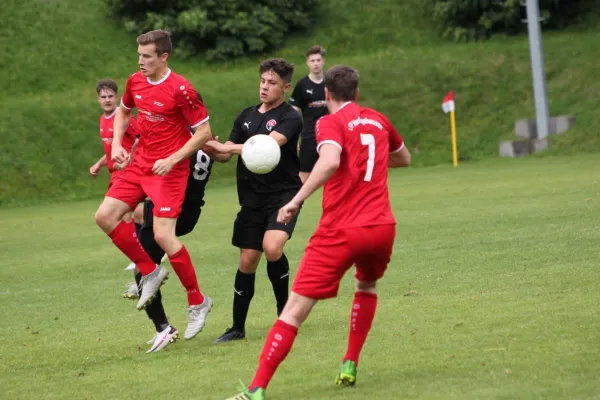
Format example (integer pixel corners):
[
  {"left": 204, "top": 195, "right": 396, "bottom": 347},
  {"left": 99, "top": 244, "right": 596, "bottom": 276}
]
[
  {"left": 204, "top": 58, "right": 303, "bottom": 343},
  {"left": 289, "top": 45, "right": 329, "bottom": 183}
]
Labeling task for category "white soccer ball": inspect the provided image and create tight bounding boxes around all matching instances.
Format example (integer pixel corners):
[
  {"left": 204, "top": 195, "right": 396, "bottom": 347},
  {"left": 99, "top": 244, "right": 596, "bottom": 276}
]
[{"left": 241, "top": 134, "right": 281, "bottom": 174}]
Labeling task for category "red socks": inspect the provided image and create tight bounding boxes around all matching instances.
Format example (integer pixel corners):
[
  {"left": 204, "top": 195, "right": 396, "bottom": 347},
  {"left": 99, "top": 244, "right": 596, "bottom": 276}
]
[
  {"left": 168, "top": 246, "right": 204, "bottom": 306},
  {"left": 343, "top": 291, "right": 378, "bottom": 366},
  {"left": 249, "top": 319, "right": 298, "bottom": 390},
  {"left": 108, "top": 221, "right": 155, "bottom": 275}
]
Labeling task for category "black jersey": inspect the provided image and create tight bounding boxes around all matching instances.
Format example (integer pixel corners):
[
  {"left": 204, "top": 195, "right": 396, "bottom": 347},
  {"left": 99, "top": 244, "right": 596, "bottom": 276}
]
[
  {"left": 289, "top": 76, "right": 328, "bottom": 141},
  {"left": 181, "top": 149, "right": 214, "bottom": 208},
  {"left": 228, "top": 101, "right": 303, "bottom": 206}
]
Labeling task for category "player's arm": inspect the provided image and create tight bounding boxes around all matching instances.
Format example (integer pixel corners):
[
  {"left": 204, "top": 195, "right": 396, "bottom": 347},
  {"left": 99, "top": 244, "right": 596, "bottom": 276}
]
[
  {"left": 269, "top": 110, "right": 304, "bottom": 146},
  {"left": 112, "top": 106, "right": 132, "bottom": 164},
  {"left": 389, "top": 145, "right": 411, "bottom": 168},
  {"left": 383, "top": 114, "right": 411, "bottom": 168},
  {"left": 114, "top": 137, "right": 140, "bottom": 170},
  {"left": 90, "top": 155, "right": 108, "bottom": 177},
  {"left": 113, "top": 77, "right": 136, "bottom": 164},
  {"left": 153, "top": 85, "right": 213, "bottom": 176},
  {"left": 153, "top": 122, "right": 212, "bottom": 176},
  {"left": 201, "top": 114, "right": 245, "bottom": 160},
  {"left": 277, "top": 143, "right": 340, "bottom": 224},
  {"left": 202, "top": 136, "right": 231, "bottom": 163}
]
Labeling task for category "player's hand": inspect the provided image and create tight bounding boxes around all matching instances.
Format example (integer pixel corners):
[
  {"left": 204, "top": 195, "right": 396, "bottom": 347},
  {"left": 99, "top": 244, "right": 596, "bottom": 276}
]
[
  {"left": 204, "top": 139, "right": 230, "bottom": 154},
  {"left": 89, "top": 163, "right": 101, "bottom": 177},
  {"left": 111, "top": 145, "right": 128, "bottom": 165},
  {"left": 277, "top": 200, "right": 301, "bottom": 224},
  {"left": 152, "top": 158, "right": 175, "bottom": 176},
  {"left": 115, "top": 152, "right": 134, "bottom": 171}
]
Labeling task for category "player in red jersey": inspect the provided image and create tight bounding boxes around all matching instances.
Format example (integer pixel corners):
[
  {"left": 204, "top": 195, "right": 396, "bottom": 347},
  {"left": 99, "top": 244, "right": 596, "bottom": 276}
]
[
  {"left": 90, "top": 78, "right": 142, "bottom": 229},
  {"left": 94, "top": 30, "right": 214, "bottom": 341},
  {"left": 90, "top": 78, "right": 139, "bottom": 184},
  {"left": 226, "top": 65, "right": 411, "bottom": 400}
]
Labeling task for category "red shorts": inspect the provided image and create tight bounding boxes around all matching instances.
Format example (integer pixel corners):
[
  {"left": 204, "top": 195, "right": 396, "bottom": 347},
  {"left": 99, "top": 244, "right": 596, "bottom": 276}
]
[
  {"left": 105, "top": 161, "right": 188, "bottom": 218},
  {"left": 291, "top": 224, "right": 396, "bottom": 300},
  {"left": 108, "top": 170, "right": 123, "bottom": 190}
]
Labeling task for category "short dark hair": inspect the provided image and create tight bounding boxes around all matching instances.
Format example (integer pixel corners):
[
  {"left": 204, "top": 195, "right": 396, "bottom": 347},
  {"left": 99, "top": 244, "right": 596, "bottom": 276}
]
[
  {"left": 324, "top": 65, "right": 359, "bottom": 102},
  {"left": 259, "top": 58, "right": 294, "bottom": 84},
  {"left": 96, "top": 78, "right": 118, "bottom": 95},
  {"left": 306, "top": 45, "right": 326, "bottom": 58},
  {"left": 137, "top": 30, "right": 172, "bottom": 56}
]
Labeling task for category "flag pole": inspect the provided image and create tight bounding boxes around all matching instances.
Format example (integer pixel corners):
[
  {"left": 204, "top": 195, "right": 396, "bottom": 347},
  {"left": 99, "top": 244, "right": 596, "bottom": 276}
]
[{"left": 450, "top": 110, "right": 458, "bottom": 167}]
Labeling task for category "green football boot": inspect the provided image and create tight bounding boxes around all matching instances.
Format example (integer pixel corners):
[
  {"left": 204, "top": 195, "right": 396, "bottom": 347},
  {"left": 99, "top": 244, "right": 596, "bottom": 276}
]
[
  {"left": 335, "top": 360, "right": 358, "bottom": 387},
  {"left": 225, "top": 384, "right": 266, "bottom": 400}
]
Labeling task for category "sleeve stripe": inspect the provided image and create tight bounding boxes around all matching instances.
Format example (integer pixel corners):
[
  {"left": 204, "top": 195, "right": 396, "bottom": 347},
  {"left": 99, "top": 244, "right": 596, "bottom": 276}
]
[
  {"left": 317, "top": 140, "right": 342, "bottom": 153},
  {"left": 190, "top": 115, "right": 210, "bottom": 128},
  {"left": 120, "top": 97, "right": 133, "bottom": 110},
  {"left": 391, "top": 142, "right": 405, "bottom": 153}
]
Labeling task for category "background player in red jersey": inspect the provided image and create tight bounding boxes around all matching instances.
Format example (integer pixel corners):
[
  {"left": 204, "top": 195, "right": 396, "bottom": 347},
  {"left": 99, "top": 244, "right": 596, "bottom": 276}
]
[
  {"left": 90, "top": 79, "right": 139, "bottom": 183},
  {"left": 90, "top": 78, "right": 142, "bottom": 227},
  {"left": 94, "top": 30, "right": 214, "bottom": 341},
  {"left": 226, "top": 65, "right": 411, "bottom": 400}
]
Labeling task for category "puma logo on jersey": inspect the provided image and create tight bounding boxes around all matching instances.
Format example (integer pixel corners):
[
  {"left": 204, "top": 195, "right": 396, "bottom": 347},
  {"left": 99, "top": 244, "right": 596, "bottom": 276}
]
[
  {"left": 154, "top": 101, "right": 164, "bottom": 107},
  {"left": 244, "top": 121, "right": 251, "bottom": 130},
  {"left": 160, "top": 207, "right": 171, "bottom": 212},
  {"left": 135, "top": 95, "right": 142, "bottom": 99},
  {"left": 306, "top": 89, "right": 313, "bottom": 95}
]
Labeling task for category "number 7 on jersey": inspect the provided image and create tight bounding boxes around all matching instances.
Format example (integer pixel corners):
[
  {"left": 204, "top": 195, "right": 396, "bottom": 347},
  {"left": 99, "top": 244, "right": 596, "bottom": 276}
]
[{"left": 360, "top": 133, "right": 375, "bottom": 182}]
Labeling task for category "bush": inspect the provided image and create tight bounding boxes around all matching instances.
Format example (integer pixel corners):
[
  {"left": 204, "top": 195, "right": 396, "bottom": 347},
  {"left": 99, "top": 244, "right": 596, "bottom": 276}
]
[
  {"left": 106, "top": 0, "right": 318, "bottom": 60},
  {"left": 432, "top": 0, "right": 590, "bottom": 41}
]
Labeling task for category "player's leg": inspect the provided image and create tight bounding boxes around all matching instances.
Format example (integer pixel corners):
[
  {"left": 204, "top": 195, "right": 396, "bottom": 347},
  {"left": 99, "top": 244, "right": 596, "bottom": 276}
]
[
  {"left": 95, "top": 196, "right": 157, "bottom": 277},
  {"left": 262, "top": 193, "right": 302, "bottom": 315},
  {"left": 336, "top": 224, "right": 396, "bottom": 386},
  {"left": 227, "top": 229, "right": 351, "bottom": 398},
  {"left": 153, "top": 215, "right": 211, "bottom": 340},
  {"left": 123, "top": 203, "right": 146, "bottom": 271},
  {"left": 214, "top": 207, "right": 264, "bottom": 343},
  {"left": 105, "top": 168, "right": 172, "bottom": 312},
  {"left": 263, "top": 230, "right": 291, "bottom": 317},
  {"left": 141, "top": 167, "right": 211, "bottom": 329},
  {"left": 135, "top": 200, "right": 179, "bottom": 352}
]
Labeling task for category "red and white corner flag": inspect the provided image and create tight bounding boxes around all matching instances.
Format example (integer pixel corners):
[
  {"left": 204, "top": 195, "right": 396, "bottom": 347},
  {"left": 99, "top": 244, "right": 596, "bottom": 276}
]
[{"left": 442, "top": 91, "right": 455, "bottom": 114}]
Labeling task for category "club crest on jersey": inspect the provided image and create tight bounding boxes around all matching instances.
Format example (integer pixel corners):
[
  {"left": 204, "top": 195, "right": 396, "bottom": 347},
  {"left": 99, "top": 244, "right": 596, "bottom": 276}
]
[{"left": 266, "top": 119, "right": 277, "bottom": 131}]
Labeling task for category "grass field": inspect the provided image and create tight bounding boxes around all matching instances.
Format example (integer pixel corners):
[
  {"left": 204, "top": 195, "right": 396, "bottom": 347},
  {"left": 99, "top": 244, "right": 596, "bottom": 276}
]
[{"left": 1, "top": 155, "right": 599, "bottom": 399}]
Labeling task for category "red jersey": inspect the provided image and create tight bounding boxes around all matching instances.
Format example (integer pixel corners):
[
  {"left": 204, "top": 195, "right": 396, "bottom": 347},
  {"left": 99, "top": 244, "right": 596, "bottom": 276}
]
[
  {"left": 121, "top": 69, "right": 209, "bottom": 170},
  {"left": 99, "top": 111, "right": 139, "bottom": 173},
  {"left": 315, "top": 102, "right": 404, "bottom": 230}
]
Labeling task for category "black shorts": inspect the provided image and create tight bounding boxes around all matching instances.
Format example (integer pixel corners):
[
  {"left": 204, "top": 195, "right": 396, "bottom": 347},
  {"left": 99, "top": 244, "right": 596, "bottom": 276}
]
[
  {"left": 232, "top": 191, "right": 301, "bottom": 251},
  {"left": 299, "top": 138, "right": 318, "bottom": 173},
  {"left": 142, "top": 199, "right": 202, "bottom": 237}
]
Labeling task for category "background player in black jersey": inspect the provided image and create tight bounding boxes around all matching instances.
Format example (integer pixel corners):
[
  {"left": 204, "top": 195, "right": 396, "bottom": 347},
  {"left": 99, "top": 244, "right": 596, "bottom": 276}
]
[
  {"left": 124, "top": 146, "right": 228, "bottom": 352},
  {"left": 204, "top": 58, "right": 303, "bottom": 343},
  {"left": 289, "top": 45, "right": 328, "bottom": 183}
]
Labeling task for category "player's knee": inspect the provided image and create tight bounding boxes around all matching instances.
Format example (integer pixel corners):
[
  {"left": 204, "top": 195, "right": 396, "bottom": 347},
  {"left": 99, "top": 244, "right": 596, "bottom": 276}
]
[
  {"left": 94, "top": 207, "right": 114, "bottom": 232},
  {"left": 263, "top": 242, "right": 283, "bottom": 262},
  {"left": 239, "top": 251, "right": 261, "bottom": 274},
  {"left": 355, "top": 279, "right": 377, "bottom": 293},
  {"left": 153, "top": 230, "right": 176, "bottom": 252}
]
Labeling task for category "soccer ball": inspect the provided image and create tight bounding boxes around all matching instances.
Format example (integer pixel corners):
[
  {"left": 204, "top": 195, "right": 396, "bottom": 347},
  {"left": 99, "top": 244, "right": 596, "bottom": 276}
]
[{"left": 241, "top": 134, "right": 281, "bottom": 174}]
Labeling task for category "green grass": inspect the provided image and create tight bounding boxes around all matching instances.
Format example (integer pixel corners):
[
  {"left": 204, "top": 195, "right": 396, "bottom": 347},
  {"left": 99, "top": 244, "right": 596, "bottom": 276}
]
[
  {"left": 0, "top": 0, "right": 599, "bottom": 206},
  {"left": 1, "top": 155, "right": 599, "bottom": 399}
]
